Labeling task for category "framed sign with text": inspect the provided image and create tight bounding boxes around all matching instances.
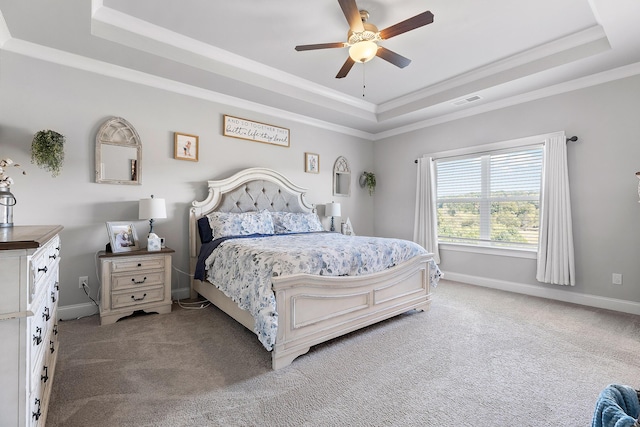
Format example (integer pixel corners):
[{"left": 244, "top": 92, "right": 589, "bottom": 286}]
[{"left": 223, "top": 115, "right": 290, "bottom": 147}]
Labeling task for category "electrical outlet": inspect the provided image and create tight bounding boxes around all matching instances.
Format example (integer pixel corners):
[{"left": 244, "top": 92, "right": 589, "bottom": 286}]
[
  {"left": 612, "top": 273, "right": 622, "bottom": 285},
  {"left": 79, "top": 276, "right": 89, "bottom": 289}
]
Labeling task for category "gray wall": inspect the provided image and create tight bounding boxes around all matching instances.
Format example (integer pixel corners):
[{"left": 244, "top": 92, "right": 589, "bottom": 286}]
[
  {"left": 374, "top": 74, "right": 640, "bottom": 304},
  {"left": 0, "top": 51, "right": 374, "bottom": 308}
]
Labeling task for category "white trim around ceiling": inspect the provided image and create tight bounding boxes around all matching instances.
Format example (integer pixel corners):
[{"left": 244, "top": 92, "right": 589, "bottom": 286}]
[
  {"left": 0, "top": 37, "right": 375, "bottom": 140},
  {"left": 91, "top": 3, "right": 377, "bottom": 122},
  {"left": 375, "top": 60, "right": 640, "bottom": 140},
  {"left": 1, "top": 6, "right": 640, "bottom": 142}
]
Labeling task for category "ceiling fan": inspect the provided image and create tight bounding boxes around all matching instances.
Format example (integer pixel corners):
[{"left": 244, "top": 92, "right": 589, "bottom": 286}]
[{"left": 294, "top": 0, "right": 434, "bottom": 79}]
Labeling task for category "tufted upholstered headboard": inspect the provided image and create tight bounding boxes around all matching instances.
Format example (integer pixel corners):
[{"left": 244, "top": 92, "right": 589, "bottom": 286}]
[{"left": 189, "top": 168, "right": 315, "bottom": 262}]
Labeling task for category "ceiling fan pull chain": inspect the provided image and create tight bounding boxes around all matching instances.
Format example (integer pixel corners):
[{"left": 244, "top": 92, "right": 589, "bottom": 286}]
[{"left": 362, "top": 63, "right": 366, "bottom": 98}]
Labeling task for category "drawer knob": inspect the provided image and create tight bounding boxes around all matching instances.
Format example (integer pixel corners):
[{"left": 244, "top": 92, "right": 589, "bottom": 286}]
[
  {"left": 49, "top": 254, "right": 57, "bottom": 260},
  {"left": 33, "top": 327, "right": 42, "bottom": 345},
  {"left": 38, "top": 266, "right": 48, "bottom": 274},
  {"left": 53, "top": 324, "right": 59, "bottom": 335},
  {"left": 131, "top": 293, "right": 147, "bottom": 302},
  {"left": 137, "top": 263, "right": 142, "bottom": 267},
  {"left": 131, "top": 276, "right": 147, "bottom": 285},
  {"left": 43, "top": 307, "right": 51, "bottom": 321},
  {"left": 41, "top": 366, "right": 49, "bottom": 383},
  {"left": 51, "top": 291, "right": 57, "bottom": 303},
  {"left": 32, "top": 398, "right": 42, "bottom": 420},
  {"left": 50, "top": 340, "right": 55, "bottom": 353}
]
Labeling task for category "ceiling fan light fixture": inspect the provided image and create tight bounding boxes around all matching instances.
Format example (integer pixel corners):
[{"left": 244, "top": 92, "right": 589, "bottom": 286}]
[{"left": 349, "top": 40, "right": 378, "bottom": 63}]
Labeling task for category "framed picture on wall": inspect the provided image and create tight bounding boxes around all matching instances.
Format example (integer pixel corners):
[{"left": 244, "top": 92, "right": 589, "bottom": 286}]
[
  {"left": 106, "top": 222, "right": 140, "bottom": 253},
  {"left": 174, "top": 132, "right": 199, "bottom": 162},
  {"left": 305, "top": 152, "right": 319, "bottom": 174}
]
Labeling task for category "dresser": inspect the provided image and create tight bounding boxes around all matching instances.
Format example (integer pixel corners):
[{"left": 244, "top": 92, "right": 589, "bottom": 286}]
[
  {"left": 98, "top": 248, "right": 174, "bottom": 325},
  {"left": 0, "top": 225, "right": 63, "bottom": 427}
]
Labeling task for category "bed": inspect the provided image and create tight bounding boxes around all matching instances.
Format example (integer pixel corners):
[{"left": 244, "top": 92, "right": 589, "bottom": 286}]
[{"left": 189, "top": 167, "right": 439, "bottom": 369}]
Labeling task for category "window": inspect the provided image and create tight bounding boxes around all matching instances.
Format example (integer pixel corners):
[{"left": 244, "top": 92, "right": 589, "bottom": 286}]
[{"left": 435, "top": 145, "right": 543, "bottom": 250}]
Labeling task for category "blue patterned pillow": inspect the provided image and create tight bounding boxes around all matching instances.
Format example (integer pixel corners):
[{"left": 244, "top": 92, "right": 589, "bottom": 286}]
[
  {"left": 272, "top": 212, "right": 324, "bottom": 234},
  {"left": 207, "top": 210, "right": 274, "bottom": 239}
]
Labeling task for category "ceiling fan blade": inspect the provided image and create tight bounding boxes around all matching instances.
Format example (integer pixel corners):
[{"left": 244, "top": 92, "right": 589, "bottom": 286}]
[
  {"left": 295, "top": 42, "right": 346, "bottom": 51},
  {"left": 336, "top": 57, "right": 356, "bottom": 79},
  {"left": 338, "top": 0, "right": 364, "bottom": 33},
  {"left": 376, "top": 47, "right": 411, "bottom": 68},
  {"left": 379, "top": 11, "right": 434, "bottom": 40}
]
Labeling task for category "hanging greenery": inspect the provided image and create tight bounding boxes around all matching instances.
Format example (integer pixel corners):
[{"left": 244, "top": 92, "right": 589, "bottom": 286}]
[
  {"left": 361, "top": 171, "right": 376, "bottom": 196},
  {"left": 31, "top": 130, "right": 65, "bottom": 177}
]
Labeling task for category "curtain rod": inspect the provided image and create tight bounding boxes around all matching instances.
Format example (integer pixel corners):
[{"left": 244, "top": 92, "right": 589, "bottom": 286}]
[{"left": 414, "top": 135, "right": 579, "bottom": 163}]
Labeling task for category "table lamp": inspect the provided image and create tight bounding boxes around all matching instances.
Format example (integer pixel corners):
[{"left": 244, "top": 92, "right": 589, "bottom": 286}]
[
  {"left": 325, "top": 202, "right": 341, "bottom": 232},
  {"left": 138, "top": 195, "right": 167, "bottom": 236}
]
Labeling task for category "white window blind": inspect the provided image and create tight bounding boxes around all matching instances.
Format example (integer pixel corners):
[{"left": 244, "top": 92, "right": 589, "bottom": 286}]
[{"left": 435, "top": 145, "right": 543, "bottom": 249}]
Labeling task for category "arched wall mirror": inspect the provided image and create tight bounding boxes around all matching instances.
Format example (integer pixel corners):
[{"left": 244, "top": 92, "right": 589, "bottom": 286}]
[
  {"left": 95, "top": 117, "right": 142, "bottom": 185},
  {"left": 333, "top": 156, "right": 351, "bottom": 197}
]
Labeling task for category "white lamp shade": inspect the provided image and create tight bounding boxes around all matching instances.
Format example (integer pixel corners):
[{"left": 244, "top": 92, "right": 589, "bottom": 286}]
[
  {"left": 139, "top": 197, "right": 167, "bottom": 220},
  {"left": 325, "top": 202, "right": 341, "bottom": 217}
]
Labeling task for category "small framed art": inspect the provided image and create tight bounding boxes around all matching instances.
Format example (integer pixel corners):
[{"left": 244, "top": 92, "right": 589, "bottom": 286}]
[
  {"left": 305, "top": 152, "right": 319, "bottom": 174},
  {"left": 174, "top": 132, "right": 199, "bottom": 162},
  {"left": 106, "top": 221, "right": 140, "bottom": 253}
]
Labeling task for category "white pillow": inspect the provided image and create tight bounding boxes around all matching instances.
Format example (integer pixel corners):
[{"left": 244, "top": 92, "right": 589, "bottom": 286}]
[
  {"left": 271, "top": 212, "right": 324, "bottom": 234},
  {"left": 207, "top": 210, "right": 274, "bottom": 239}
]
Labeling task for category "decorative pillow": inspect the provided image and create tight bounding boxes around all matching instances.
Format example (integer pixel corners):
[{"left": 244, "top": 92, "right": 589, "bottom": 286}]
[
  {"left": 198, "top": 217, "right": 214, "bottom": 243},
  {"left": 207, "top": 210, "right": 274, "bottom": 239},
  {"left": 271, "top": 212, "right": 324, "bottom": 234}
]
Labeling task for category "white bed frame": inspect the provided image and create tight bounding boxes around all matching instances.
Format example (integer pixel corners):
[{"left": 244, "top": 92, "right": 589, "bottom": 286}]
[{"left": 189, "top": 168, "right": 433, "bottom": 369}]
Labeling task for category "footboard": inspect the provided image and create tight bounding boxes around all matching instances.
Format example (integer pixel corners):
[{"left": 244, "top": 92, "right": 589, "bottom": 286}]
[{"left": 271, "top": 253, "right": 433, "bottom": 369}]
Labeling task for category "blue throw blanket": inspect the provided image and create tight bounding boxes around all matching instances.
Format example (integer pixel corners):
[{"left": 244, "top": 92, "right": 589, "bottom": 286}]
[{"left": 592, "top": 384, "right": 640, "bottom": 427}]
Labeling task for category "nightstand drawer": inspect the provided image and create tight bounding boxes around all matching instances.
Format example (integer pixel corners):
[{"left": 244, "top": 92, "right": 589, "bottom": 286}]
[
  {"left": 111, "top": 286, "right": 164, "bottom": 309},
  {"left": 111, "top": 271, "right": 164, "bottom": 291},
  {"left": 111, "top": 257, "right": 165, "bottom": 273}
]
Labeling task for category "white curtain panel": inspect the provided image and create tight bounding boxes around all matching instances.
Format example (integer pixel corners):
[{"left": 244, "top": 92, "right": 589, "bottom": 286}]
[
  {"left": 413, "top": 157, "right": 440, "bottom": 263},
  {"left": 536, "top": 133, "right": 576, "bottom": 286}
]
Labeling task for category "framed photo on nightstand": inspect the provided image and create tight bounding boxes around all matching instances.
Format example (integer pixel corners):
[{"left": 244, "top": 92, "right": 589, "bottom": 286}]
[{"left": 106, "top": 222, "right": 140, "bottom": 253}]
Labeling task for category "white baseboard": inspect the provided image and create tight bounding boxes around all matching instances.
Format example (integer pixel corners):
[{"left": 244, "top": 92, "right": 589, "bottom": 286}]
[
  {"left": 57, "top": 287, "right": 194, "bottom": 321},
  {"left": 57, "top": 302, "right": 100, "bottom": 321},
  {"left": 442, "top": 271, "right": 640, "bottom": 316}
]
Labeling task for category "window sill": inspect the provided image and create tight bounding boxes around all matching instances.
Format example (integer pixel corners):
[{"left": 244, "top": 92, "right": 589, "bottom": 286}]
[{"left": 439, "top": 242, "right": 537, "bottom": 259}]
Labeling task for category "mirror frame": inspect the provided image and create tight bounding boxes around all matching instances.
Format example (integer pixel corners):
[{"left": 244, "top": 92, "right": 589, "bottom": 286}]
[
  {"left": 95, "top": 117, "right": 142, "bottom": 185},
  {"left": 333, "top": 156, "right": 351, "bottom": 197}
]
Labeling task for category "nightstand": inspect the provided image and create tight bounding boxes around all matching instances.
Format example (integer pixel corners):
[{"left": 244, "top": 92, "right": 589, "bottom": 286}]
[{"left": 98, "top": 247, "right": 174, "bottom": 325}]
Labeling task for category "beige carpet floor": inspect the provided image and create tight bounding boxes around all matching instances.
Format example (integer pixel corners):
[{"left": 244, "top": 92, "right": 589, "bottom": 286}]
[{"left": 47, "top": 280, "right": 640, "bottom": 426}]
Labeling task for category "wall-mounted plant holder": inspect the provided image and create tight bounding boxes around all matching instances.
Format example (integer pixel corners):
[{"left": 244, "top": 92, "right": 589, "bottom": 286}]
[{"left": 360, "top": 171, "right": 376, "bottom": 196}]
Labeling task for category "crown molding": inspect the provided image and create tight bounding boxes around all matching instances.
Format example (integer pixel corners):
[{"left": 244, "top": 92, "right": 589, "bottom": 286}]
[
  {"left": 374, "top": 60, "right": 640, "bottom": 140},
  {"left": 91, "top": 3, "right": 377, "bottom": 121},
  {"left": 2, "top": 4, "right": 640, "bottom": 142}
]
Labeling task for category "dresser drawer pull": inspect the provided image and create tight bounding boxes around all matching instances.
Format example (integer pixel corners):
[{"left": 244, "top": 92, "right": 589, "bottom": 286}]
[
  {"left": 49, "top": 254, "right": 57, "bottom": 260},
  {"left": 55, "top": 282, "right": 59, "bottom": 291},
  {"left": 33, "top": 398, "right": 42, "bottom": 420},
  {"left": 38, "top": 265, "right": 48, "bottom": 274},
  {"left": 131, "top": 293, "right": 147, "bottom": 301},
  {"left": 51, "top": 291, "right": 57, "bottom": 303},
  {"left": 33, "top": 327, "right": 42, "bottom": 345},
  {"left": 53, "top": 324, "right": 59, "bottom": 335},
  {"left": 137, "top": 263, "right": 142, "bottom": 267},
  {"left": 131, "top": 276, "right": 147, "bottom": 284},
  {"left": 43, "top": 307, "right": 51, "bottom": 321},
  {"left": 50, "top": 340, "right": 56, "bottom": 353},
  {"left": 41, "top": 366, "right": 49, "bottom": 383}
]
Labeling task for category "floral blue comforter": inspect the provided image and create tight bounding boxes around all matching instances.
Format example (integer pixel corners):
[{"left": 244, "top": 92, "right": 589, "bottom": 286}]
[{"left": 201, "top": 232, "right": 440, "bottom": 350}]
